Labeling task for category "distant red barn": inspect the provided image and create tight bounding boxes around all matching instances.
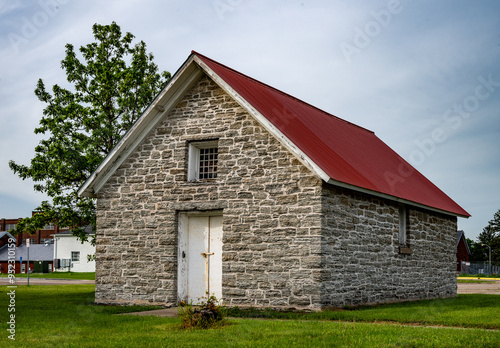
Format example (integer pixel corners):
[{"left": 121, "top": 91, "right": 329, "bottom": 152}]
[{"left": 456, "top": 230, "right": 471, "bottom": 272}]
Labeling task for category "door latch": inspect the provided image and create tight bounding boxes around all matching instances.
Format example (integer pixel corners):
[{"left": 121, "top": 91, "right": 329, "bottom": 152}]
[{"left": 201, "top": 252, "right": 214, "bottom": 257}]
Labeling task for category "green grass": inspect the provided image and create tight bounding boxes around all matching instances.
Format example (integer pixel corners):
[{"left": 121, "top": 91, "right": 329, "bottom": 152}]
[
  {"left": 0, "top": 285, "right": 499, "bottom": 347},
  {"left": 457, "top": 279, "right": 496, "bottom": 284},
  {"left": 0, "top": 272, "right": 95, "bottom": 280},
  {"left": 227, "top": 295, "right": 500, "bottom": 330},
  {"left": 458, "top": 273, "right": 500, "bottom": 278}
]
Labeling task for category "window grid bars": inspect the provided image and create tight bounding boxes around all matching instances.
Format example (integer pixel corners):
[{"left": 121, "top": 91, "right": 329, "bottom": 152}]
[{"left": 198, "top": 148, "right": 218, "bottom": 179}]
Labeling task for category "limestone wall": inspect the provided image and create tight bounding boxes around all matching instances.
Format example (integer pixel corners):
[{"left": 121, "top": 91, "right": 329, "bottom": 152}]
[{"left": 320, "top": 184, "right": 457, "bottom": 308}]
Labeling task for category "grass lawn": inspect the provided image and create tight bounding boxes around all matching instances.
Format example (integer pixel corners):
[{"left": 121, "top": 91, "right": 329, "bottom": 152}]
[
  {"left": 227, "top": 295, "right": 500, "bottom": 330},
  {"left": 0, "top": 285, "right": 499, "bottom": 347},
  {"left": 0, "top": 272, "right": 95, "bottom": 280}
]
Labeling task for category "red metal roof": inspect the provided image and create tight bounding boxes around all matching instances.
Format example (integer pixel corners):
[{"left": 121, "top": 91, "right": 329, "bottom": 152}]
[{"left": 193, "top": 51, "right": 470, "bottom": 217}]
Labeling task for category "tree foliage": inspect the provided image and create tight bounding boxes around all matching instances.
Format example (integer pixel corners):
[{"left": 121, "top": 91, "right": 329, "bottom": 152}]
[
  {"left": 477, "top": 209, "right": 500, "bottom": 264},
  {"left": 467, "top": 238, "right": 488, "bottom": 262},
  {"left": 9, "top": 22, "right": 170, "bottom": 240},
  {"left": 488, "top": 210, "right": 500, "bottom": 234}
]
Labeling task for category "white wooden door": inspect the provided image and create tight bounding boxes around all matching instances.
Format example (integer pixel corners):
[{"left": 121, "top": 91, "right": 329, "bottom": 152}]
[
  {"left": 178, "top": 214, "right": 222, "bottom": 303},
  {"left": 207, "top": 215, "right": 223, "bottom": 300}
]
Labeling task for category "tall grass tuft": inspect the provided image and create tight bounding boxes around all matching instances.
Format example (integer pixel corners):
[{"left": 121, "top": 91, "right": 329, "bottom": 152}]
[{"left": 178, "top": 295, "right": 225, "bottom": 329}]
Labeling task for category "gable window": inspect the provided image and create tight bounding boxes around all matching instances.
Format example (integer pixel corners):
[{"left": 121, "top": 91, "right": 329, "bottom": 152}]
[
  {"left": 398, "top": 205, "right": 412, "bottom": 254},
  {"left": 188, "top": 140, "right": 218, "bottom": 181},
  {"left": 71, "top": 251, "right": 80, "bottom": 262}
]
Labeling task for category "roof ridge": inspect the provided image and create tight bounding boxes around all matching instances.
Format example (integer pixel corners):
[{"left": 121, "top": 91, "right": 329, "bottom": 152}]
[{"left": 192, "top": 51, "right": 374, "bottom": 134}]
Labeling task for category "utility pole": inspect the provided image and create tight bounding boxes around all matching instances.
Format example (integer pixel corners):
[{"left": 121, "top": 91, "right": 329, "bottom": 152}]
[{"left": 27, "top": 238, "right": 30, "bottom": 287}]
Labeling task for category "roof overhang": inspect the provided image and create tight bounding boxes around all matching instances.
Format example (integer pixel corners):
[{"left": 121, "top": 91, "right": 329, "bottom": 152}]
[{"left": 328, "top": 178, "right": 470, "bottom": 218}]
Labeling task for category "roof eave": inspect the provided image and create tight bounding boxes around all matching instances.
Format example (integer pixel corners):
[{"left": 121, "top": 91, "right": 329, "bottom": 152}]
[{"left": 327, "top": 178, "right": 470, "bottom": 218}]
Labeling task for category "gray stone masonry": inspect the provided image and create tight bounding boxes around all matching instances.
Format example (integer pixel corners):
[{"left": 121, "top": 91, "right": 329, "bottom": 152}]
[
  {"left": 321, "top": 184, "right": 457, "bottom": 308},
  {"left": 96, "top": 75, "right": 323, "bottom": 307},
  {"left": 95, "top": 74, "right": 458, "bottom": 309}
]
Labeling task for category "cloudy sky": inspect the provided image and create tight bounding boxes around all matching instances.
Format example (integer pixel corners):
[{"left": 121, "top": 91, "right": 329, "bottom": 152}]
[{"left": 0, "top": 0, "right": 499, "bottom": 241}]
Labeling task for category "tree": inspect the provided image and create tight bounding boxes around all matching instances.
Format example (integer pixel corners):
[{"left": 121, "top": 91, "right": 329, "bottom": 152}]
[
  {"left": 467, "top": 238, "right": 487, "bottom": 262},
  {"left": 477, "top": 209, "right": 500, "bottom": 264},
  {"left": 9, "top": 22, "right": 170, "bottom": 241},
  {"left": 478, "top": 225, "right": 497, "bottom": 248},
  {"left": 488, "top": 209, "right": 500, "bottom": 233}
]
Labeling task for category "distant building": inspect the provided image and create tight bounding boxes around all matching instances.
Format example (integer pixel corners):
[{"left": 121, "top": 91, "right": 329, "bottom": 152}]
[
  {"left": 456, "top": 230, "right": 471, "bottom": 273},
  {"left": 0, "top": 231, "right": 15, "bottom": 249},
  {"left": 1, "top": 214, "right": 70, "bottom": 247},
  {"left": 53, "top": 225, "right": 95, "bottom": 273},
  {"left": 0, "top": 242, "right": 54, "bottom": 274}
]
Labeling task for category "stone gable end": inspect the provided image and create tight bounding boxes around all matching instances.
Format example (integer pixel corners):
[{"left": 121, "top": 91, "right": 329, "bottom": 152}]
[{"left": 95, "top": 74, "right": 324, "bottom": 307}]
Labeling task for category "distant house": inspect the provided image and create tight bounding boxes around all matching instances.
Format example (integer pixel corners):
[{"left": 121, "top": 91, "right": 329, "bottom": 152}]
[
  {"left": 0, "top": 215, "right": 70, "bottom": 247},
  {"left": 78, "top": 51, "right": 469, "bottom": 309},
  {"left": 0, "top": 231, "right": 15, "bottom": 249},
  {"left": 0, "top": 242, "right": 53, "bottom": 274},
  {"left": 456, "top": 230, "right": 471, "bottom": 273},
  {"left": 52, "top": 225, "right": 95, "bottom": 273}
]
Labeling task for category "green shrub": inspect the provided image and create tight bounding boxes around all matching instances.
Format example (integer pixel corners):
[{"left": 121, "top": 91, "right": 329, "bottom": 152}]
[{"left": 178, "top": 295, "right": 225, "bottom": 329}]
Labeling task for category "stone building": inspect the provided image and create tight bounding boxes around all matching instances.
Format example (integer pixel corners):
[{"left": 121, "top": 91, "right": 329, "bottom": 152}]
[{"left": 79, "top": 51, "right": 469, "bottom": 309}]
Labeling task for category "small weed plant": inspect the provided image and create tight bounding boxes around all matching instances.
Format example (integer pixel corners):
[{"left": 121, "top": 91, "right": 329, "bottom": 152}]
[{"left": 178, "top": 295, "right": 225, "bottom": 329}]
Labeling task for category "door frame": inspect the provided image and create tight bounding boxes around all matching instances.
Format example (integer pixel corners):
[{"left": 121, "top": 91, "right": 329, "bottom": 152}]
[{"left": 177, "top": 210, "right": 223, "bottom": 303}]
